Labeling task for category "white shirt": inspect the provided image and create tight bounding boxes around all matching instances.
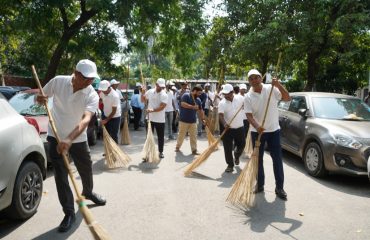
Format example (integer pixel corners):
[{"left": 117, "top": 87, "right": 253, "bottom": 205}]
[
  {"left": 145, "top": 89, "right": 168, "bottom": 123},
  {"left": 173, "top": 91, "right": 179, "bottom": 110},
  {"left": 100, "top": 89, "right": 121, "bottom": 118},
  {"left": 204, "top": 91, "right": 215, "bottom": 109},
  {"left": 115, "top": 89, "right": 123, "bottom": 100},
  {"left": 165, "top": 90, "right": 174, "bottom": 112},
  {"left": 245, "top": 84, "right": 282, "bottom": 132},
  {"left": 43, "top": 75, "right": 99, "bottom": 143},
  {"left": 238, "top": 93, "right": 247, "bottom": 120},
  {"left": 218, "top": 94, "right": 245, "bottom": 129}
]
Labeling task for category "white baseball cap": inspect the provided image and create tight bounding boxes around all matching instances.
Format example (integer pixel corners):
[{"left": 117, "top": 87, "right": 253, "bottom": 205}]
[
  {"left": 110, "top": 79, "right": 120, "bottom": 85},
  {"left": 76, "top": 59, "right": 99, "bottom": 79},
  {"left": 221, "top": 84, "right": 233, "bottom": 94},
  {"left": 239, "top": 83, "right": 247, "bottom": 90},
  {"left": 247, "top": 69, "right": 262, "bottom": 79},
  {"left": 171, "top": 86, "right": 177, "bottom": 91},
  {"left": 156, "top": 78, "right": 166, "bottom": 88},
  {"left": 204, "top": 82, "right": 211, "bottom": 87},
  {"left": 166, "top": 80, "right": 172, "bottom": 86},
  {"left": 136, "top": 82, "right": 142, "bottom": 87},
  {"left": 98, "top": 80, "right": 110, "bottom": 91}
]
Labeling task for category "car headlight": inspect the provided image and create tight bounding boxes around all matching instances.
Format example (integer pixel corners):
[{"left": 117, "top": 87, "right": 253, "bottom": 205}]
[{"left": 334, "top": 134, "right": 362, "bottom": 149}]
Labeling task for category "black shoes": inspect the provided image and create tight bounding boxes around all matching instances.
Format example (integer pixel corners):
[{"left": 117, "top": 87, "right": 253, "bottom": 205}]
[
  {"left": 234, "top": 158, "right": 240, "bottom": 166},
  {"left": 58, "top": 214, "right": 76, "bottom": 232},
  {"left": 225, "top": 166, "right": 234, "bottom": 173},
  {"left": 192, "top": 150, "right": 200, "bottom": 155},
  {"left": 159, "top": 152, "right": 164, "bottom": 158},
  {"left": 275, "top": 188, "right": 288, "bottom": 200},
  {"left": 254, "top": 186, "right": 264, "bottom": 193},
  {"left": 83, "top": 192, "right": 107, "bottom": 206}
]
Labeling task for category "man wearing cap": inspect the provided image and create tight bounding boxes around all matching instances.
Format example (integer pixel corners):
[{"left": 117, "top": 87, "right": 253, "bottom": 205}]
[
  {"left": 176, "top": 85, "right": 206, "bottom": 154},
  {"left": 239, "top": 83, "right": 249, "bottom": 135},
  {"left": 110, "top": 79, "right": 123, "bottom": 102},
  {"left": 99, "top": 80, "right": 122, "bottom": 143},
  {"left": 218, "top": 84, "right": 246, "bottom": 172},
  {"left": 37, "top": 59, "right": 106, "bottom": 233},
  {"left": 141, "top": 78, "right": 168, "bottom": 159},
  {"left": 165, "top": 81, "right": 176, "bottom": 140},
  {"left": 244, "top": 69, "right": 290, "bottom": 200}
]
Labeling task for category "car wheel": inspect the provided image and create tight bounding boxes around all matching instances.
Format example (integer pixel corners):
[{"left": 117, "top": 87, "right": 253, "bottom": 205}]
[
  {"left": 88, "top": 125, "right": 98, "bottom": 146},
  {"left": 303, "top": 142, "right": 327, "bottom": 177},
  {"left": 8, "top": 161, "right": 43, "bottom": 220}
]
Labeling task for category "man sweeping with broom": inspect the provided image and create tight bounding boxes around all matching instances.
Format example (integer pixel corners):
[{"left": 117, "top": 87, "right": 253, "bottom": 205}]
[
  {"left": 218, "top": 84, "right": 246, "bottom": 173},
  {"left": 244, "top": 69, "right": 290, "bottom": 200},
  {"left": 99, "top": 80, "right": 121, "bottom": 143},
  {"left": 36, "top": 59, "right": 106, "bottom": 233}
]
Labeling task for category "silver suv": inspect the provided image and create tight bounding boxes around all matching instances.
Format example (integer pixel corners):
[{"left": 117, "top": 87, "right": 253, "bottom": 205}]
[{"left": 0, "top": 98, "right": 47, "bottom": 219}]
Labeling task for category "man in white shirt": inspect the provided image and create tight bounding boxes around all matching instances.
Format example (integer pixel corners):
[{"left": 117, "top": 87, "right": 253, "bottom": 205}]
[
  {"left": 244, "top": 69, "right": 290, "bottom": 200},
  {"left": 171, "top": 85, "right": 179, "bottom": 133},
  {"left": 218, "top": 84, "right": 246, "bottom": 173},
  {"left": 239, "top": 83, "right": 249, "bottom": 135},
  {"left": 141, "top": 78, "right": 168, "bottom": 159},
  {"left": 99, "top": 80, "right": 122, "bottom": 143},
  {"left": 37, "top": 59, "right": 106, "bottom": 233},
  {"left": 110, "top": 79, "right": 123, "bottom": 101},
  {"left": 165, "top": 81, "right": 176, "bottom": 140}
]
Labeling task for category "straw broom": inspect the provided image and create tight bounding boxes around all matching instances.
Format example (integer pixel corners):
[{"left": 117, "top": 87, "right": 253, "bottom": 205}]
[
  {"left": 142, "top": 116, "right": 160, "bottom": 164},
  {"left": 121, "top": 64, "right": 131, "bottom": 145},
  {"left": 243, "top": 128, "right": 253, "bottom": 159},
  {"left": 102, "top": 126, "right": 131, "bottom": 168},
  {"left": 226, "top": 53, "right": 283, "bottom": 207},
  {"left": 184, "top": 104, "right": 244, "bottom": 176},
  {"left": 32, "top": 66, "right": 110, "bottom": 240}
]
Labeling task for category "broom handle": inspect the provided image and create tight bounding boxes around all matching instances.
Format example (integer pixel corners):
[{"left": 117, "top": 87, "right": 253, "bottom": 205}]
[
  {"left": 31, "top": 66, "right": 83, "bottom": 199},
  {"left": 140, "top": 63, "right": 145, "bottom": 87},
  {"left": 257, "top": 52, "right": 283, "bottom": 142}
]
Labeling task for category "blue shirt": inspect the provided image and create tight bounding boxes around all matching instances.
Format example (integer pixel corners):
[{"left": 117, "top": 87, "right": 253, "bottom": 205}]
[
  {"left": 130, "top": 94, "right": 144, "bottom": 109},
  {"left": 179, "top": 93, "right": 202, "bottom": 124}
]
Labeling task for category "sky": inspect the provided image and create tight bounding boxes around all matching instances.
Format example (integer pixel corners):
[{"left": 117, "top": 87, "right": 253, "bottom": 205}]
[{"left": 112, "top": 0, "right": 226, "bottom": 65}]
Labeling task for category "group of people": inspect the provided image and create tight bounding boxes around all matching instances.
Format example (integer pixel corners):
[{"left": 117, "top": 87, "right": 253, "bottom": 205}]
[{"left": 37, "top": 59, "right": 291, "bottom": 233}]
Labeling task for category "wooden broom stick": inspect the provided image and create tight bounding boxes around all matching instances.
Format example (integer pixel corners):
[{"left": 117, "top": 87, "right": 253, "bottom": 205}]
[
  {"left": 121, "top": 64, "right": 131, "bottom": 145},
  {"left": 31, "top": 66, "right": 110, "bottom": 240}
]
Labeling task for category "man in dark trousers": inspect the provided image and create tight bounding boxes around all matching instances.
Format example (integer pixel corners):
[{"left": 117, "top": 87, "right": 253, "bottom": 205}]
[
  {"left": 218, "top": 84, "right": 246, "bottom": 173},
  {"left": 37, "top": 59, "right": 106, "bottom": 233},
  {"left": 244, "top": 69, "right": 291, "bottom": 200}
]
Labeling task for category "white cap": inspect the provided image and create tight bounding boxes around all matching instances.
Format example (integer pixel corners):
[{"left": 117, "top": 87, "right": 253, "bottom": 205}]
[
  {"left": 221, "top": 84, "right": 233, "bottom": 94},
  {"left": 156, "top": 78, "right": 166, "bottom": 88},
  {"left": 247, "top": 69, "right": 262, "bottom": 78},
  {"left": 166, "top": 80, "right": 172, "bottom": 86},
  {"left": 76, "top": 59, "right": 99, "bottom": 79},
  {"left": 136, "top": 82, "right": 142, "bottom": 87},
  {"left": 171, "top": 86, "right": 177, "bottom": 91},
  {"left": 239, "top": 83, "right": 247, "bottom": 90},
  {"left": 204, "top": 82, "right": 211, "bottom": 87},
  {"left": 98, "top": 80, "right": 110, "bottom": 91},
  {"left": 169, "top": 81, "right": 175, "bottom": 86},
  {"left": 110, "top": 79, "right": 120, "bottom": 85}
]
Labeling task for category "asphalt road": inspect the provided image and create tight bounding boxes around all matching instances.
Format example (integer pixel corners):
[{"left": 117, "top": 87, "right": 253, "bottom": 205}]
[{"left": 1, "top": 128, "right": 370, "bottom": 240}]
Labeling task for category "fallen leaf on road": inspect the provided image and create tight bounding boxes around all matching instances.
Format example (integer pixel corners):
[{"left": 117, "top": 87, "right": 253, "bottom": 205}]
[
  {"left": 356, "top": 229, "right": 362, "bottom": 233},
  {"left": 43, "top": 190, "right": 49, "bottom": 195},
  {"left": 299, "top": 213, "right": 304, "bottom": 216}
]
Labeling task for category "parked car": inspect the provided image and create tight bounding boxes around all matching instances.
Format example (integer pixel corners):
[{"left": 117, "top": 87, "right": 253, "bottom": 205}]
[
  {"left": 8, "top": 90, "right": 101, "bottom": 162},
  {"left": 120, "top": 89, "right": 134, "bottom": 123},
  {"left": 0, "top": 86, "right": 19, "bottom": 100},
  {"left": 278, "top": 92, "right": 370, "bottom": 178},
  {"left": 0, "top": 98, "right": 47, "bottom": 219},
  {"left": 0, "top": 92, "right": 6, "bottom": 100}
]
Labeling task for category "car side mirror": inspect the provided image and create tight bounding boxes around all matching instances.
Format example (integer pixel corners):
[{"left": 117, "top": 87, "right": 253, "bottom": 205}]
[{"left": 298, "top": 108, "right": 307, "bottom": 118}]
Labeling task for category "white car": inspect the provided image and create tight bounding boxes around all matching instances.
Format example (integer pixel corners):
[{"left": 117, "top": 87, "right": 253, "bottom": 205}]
[{"left": 0, "top": 98, "right": 47, "bottom": 219}]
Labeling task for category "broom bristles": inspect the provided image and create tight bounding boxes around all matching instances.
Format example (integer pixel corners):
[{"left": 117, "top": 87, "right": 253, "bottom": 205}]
[
  {"left": 142, "top": 121, "right": 160, "bottom": 163},
  {"left": 205, "top": 125, "right": 218, "bottom": 149},
  {"left": 103, "top": 126, "right": 131, "bottom": 168},
  {"left": 120, "top": 112, "right": 131, "bottom": 145},
  {"left": 243, "top": 129, "right": 253, "bottom": 158},
  {"left": 184, "top": 139, "right": 220, "bottom": 176},
  {"left": 226, "top": 141, "right": 261, "bottom": 207}
]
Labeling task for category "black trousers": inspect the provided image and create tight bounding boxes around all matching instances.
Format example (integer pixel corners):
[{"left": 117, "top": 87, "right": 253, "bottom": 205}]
[
  {"left": 146, "top": 121, "right": 165, "bottom": 153},
  {"left": 47, "top": 136, "right": 93, "bottom": 215},
  {"left": 132, "top": 106, "right": 142, "bottom": 130},
  {"left": 243, "top": 119, "right": 250, "bottom": 136},
  {"left": 221, "top": 127, "right": 246, "bottom": 167},
  {"left": 104, "top": 116, "right": 121, "bottom": 143},
  {"left": 172, "top": 111, "right": 178, "bottom": 133}
]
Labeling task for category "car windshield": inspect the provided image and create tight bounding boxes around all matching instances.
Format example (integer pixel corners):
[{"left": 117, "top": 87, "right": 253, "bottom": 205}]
[
  {"left": 9, "top": 92, "right": 52, "bottom": 116},
  {"left": 312, "top": 97, "right": 370, "bottom": 121}
]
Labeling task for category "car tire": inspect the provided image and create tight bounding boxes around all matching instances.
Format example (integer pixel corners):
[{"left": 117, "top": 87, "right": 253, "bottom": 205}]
[
  {"left": 88, "top": 125, "right": 98, "bottom": 146},
  {"left": 7, "top": 161, "right": 43, "bottom": 220},
  {"left": 303, "top": 142, "right": 327, "bottom": 177}
]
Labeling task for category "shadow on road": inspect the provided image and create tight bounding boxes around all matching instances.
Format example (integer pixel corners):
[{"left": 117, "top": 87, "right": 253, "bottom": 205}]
[
  {"left": 31, "top": 212, "right": 83, "bottom": 240},
  {"left": 0, "top": 217, "right": 26, "bottom": 239},
  {"left": 230, "top": 193, "right": 302, "bottom": 240},
  {"left": 216, "top": 166, "right": 242, "bottom": 188},
  {"left": 282, "top": 150, "right": 370, "bottom": 198},
  {"left": 175, "top": 151, "right": 195, "bottom": 163}
]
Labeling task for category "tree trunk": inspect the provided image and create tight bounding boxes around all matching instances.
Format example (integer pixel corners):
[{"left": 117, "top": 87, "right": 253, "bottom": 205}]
[
  {"left": 305, "top": 52, "right": 318, "bottom": 91},
  {"left": 260, "top": 53, "right": 269, "bottom": 83}
]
